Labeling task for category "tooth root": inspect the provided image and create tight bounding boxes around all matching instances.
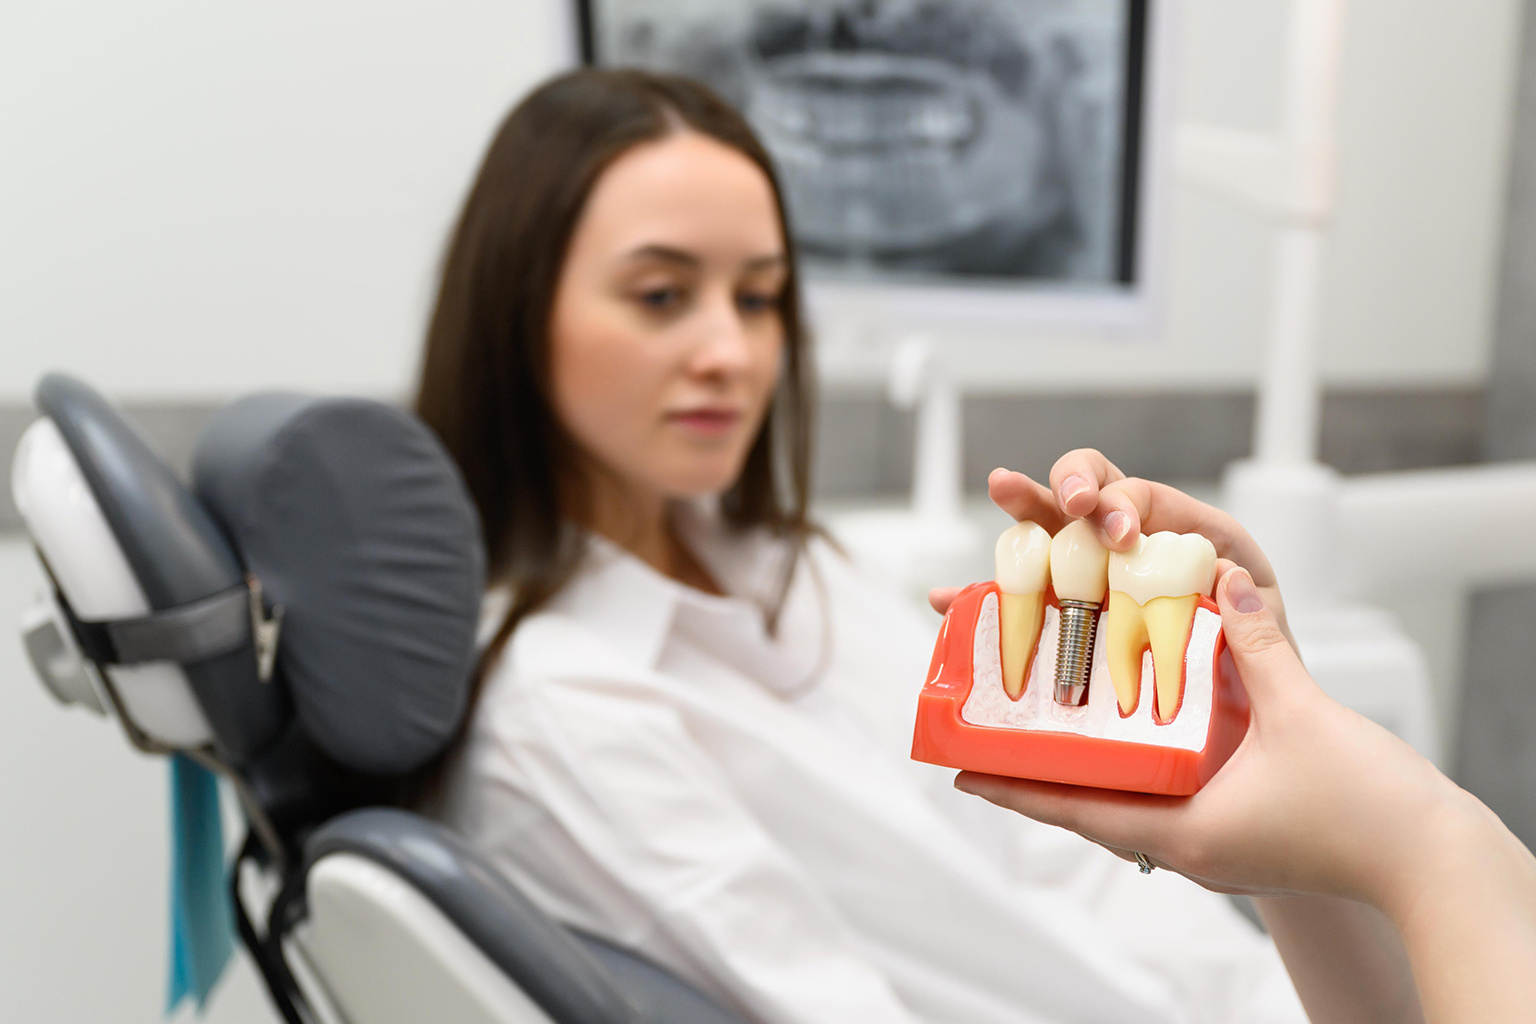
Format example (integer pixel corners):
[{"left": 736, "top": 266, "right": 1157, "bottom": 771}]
[
  {"left": 1104, "top": 591, "right": 1203, "bottom": 721},
  {"left": 999, "top": 591, "right": 1045, "bottom": 700},
  {"left": 1105, "top": 531, "right": 1218, "bottom": 723},
  {"left": 1144, "top": 594, "right": 1200, "bottom": 724},
  {"left": 1105, "top": 590, "right": 1145, "bottom": 715}
]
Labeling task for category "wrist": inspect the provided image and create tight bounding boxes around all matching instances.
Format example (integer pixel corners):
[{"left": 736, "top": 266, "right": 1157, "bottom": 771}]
[
  {"left": 1373, "top": 791, "right": 1536, "bottom": 1022},
  {"left": 1368, "top": 786, "right": 1509, "bottom": 925}
]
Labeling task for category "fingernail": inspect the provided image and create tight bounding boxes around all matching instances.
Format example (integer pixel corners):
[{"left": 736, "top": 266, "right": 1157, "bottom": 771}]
[
  {"left": 1227, "top": 569, "right": 1265, "bottom": 614},
  {"left": 1059, "top": 474, "right": 1089, "bottom": 505},
  {"left": 1103, "top": 510, "right": 1131, "bottom": 543}
]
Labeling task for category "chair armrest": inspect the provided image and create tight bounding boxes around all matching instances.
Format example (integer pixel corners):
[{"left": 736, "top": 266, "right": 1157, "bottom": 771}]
[
  {"left": 301, "top": 808, "right": 745, "bottom": 1024},
  {"left": 301, "top": 808, "right": 633, "bottom": 1024},
  {"left": 573, "top": 932, "right": 745, "bottom": 1024}
]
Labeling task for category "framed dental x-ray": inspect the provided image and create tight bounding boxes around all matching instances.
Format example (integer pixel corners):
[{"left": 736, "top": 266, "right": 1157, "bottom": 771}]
[{"left": 578, "top": 0, "right": 1168, "bottom": 344}]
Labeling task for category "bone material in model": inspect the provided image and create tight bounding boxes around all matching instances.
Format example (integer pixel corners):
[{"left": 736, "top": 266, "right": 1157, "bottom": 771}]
[
  {"left": 994, "top": 521, "right": 1051, "bottom": 700},
  {"left": 962, "top": 591, "right": 1221, "bottom": 751},
  {"left": 1049, "top": 520, "right": 1109, "bottom": 706},
  {"left": 1105, "top": 532, "right": 1218, "bottom": 723}
]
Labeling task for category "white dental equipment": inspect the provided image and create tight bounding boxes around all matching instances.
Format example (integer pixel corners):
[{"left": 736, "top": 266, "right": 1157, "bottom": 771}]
[
  {"left": 827, "top": 336, "right": 983, "bottom": 599},
  {"left": 1184, "top": 0, "right": 1536, "bottom": 766}
]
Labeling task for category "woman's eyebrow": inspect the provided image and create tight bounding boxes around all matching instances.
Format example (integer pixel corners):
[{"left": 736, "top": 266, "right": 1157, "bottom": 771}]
[
  {"left": 621, "top": 246, "right": 787, "bottom": 271},
  {"left": 623, "top": 244, "right": 700, "bottom": 267}
]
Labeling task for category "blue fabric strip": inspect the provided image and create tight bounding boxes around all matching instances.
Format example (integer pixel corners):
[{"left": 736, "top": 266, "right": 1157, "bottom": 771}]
[{"left": 166, "top": 755, "right": 234, "bottom": 1016}]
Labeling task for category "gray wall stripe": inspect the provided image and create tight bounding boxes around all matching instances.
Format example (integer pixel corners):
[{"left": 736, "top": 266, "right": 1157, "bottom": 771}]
[
  {"left": 1, "top": 402, "right": 220, "bottom": 530},
  {"left": 0, "top": 388, "right": 1484, "bottom": 530}
]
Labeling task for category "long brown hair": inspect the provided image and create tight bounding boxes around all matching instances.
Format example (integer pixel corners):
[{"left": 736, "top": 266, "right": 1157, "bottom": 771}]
[{"left": 414, "top": 68, "right": 814, "bottom": 689}]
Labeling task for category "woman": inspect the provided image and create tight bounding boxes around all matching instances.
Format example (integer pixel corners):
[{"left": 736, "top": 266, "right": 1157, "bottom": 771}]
[{"left": 414, "top": 68, "right": 1389, "bottom": 1022}]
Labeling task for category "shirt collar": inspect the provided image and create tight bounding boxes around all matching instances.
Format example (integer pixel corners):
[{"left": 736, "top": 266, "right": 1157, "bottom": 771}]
[
  {"left": 542, "top": 501, "right": 830, "bottom": 696},
  {"left": 543, "top": 533, "right": 680, "bottom": 672}
]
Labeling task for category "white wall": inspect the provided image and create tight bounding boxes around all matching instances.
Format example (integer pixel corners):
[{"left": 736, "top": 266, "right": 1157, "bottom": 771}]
[
  {"left": 0, "top": 0, "right": 576, "bottom": 402},
  {"left": 1323, "top": 0, "right": 1521, "bottom": 385},
  {"left": 3, "top": 0, "right": 1520, "bottom": 404},
  {"left": 0, "top": 1, "right": 1520, "bottom": 402}
]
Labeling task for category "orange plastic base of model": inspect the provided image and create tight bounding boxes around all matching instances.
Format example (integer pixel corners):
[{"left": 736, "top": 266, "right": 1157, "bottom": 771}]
[{"left": 911, "top": 582, "right": 1250, "bottom": 796}]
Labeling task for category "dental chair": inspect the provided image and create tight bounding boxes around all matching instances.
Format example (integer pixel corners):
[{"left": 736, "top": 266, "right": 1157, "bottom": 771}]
[{"left": 12, "top": 374, "right": 744, "bottom": 1024}]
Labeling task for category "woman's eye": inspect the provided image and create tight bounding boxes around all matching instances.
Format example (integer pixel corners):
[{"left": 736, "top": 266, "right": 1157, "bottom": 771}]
[
  {"left": 736, "top": 291, "right": 781, "bottom": 315},
  {"left": 636, "top": 287, "right": 683, "bottom": 312}
]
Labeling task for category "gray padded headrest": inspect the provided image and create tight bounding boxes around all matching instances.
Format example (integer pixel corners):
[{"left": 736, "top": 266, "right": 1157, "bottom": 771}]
[{"left": 193, "top": 394, "right": 485, "bottom": 777}]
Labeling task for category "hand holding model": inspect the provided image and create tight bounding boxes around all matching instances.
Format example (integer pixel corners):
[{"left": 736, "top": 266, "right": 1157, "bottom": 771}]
[{"left": 933, "top": 450, "right": 1536, "bottom": 1023}]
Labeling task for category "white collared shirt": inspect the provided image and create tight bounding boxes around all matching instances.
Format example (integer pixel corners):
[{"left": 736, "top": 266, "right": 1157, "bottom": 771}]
[{"left": 431, "top": 508, "right": 1305, "bottom": 1024}]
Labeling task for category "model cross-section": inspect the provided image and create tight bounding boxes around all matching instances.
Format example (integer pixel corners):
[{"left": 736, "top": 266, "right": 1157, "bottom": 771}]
[{"left": 911, "top": 523, "right": 1250, "bottom": 796}]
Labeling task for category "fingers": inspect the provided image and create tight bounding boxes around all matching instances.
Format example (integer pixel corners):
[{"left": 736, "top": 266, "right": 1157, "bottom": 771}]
[
  {"left": 1216, "top": 567, "right": 1313, "bottom": 702},
  {"left": 928, "top": 586, "right": 960, "bottom": 615},
  {"left": 1048, "top": 449, "right": 1125, "bottom": 519},
  {"left": 987, "top": 468, "right": 1068, "bottom": 533},
  {"left": 996, "top": 457, "right": 1278, "bottom": 592},
  {"left": 1070, "top": 475, "right": 1146, "bottom": 551},
  {"left": 954, "top": 772, "right": 1187, "bottom": 859},
  {"left": 1214, "top": 558, "right": 1237, "bottom": 597}
]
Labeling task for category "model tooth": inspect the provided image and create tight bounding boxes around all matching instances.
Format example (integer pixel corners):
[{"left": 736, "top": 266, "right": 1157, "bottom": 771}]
[
  {"left": 1049, "top": 519, "right": 1109, "bottom": 604},
  {"left": 994, "top": 521, "right": 1051, "bottom": 700},
  {"left": 1104, "top": 532, "right": 1218, "bottom": 722},
  {"left": 1049, "top": 520, "right": 1109, "bottom": 705}
]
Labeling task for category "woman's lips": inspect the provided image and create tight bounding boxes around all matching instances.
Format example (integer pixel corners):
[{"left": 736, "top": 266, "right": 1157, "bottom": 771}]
[{"left": 667, "top": 408, "right": 742, "bottom": 436}]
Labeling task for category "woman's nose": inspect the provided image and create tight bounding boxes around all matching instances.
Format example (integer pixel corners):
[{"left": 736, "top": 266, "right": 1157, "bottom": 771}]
[{"left": 686, "top": 296, "right": 755, "bottom": 378}]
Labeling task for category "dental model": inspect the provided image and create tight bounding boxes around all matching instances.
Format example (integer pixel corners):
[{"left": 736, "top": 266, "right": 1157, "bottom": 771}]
[
  {"left": 994, "top": 521, "right": 1052, "bottom": 699},
  {"left": 1049, "top": 520, "right": 1109, "bottom": 707},
  {"left": 911, "top": 525, "right": 1248, "bottom": 796}
]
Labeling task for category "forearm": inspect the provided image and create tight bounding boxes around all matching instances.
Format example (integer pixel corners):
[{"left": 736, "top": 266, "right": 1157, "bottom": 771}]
[
  {"left": 1255, "top": 894, "right": 1422, "bottom": 1024},
  {"left": 1386, "top": 798, "right": 1536, "bottom": 1023}
]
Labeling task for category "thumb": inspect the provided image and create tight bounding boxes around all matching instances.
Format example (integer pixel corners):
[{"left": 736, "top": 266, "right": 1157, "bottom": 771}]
[{"left": 1216, "top": 567, "right": 1305, "bottom": 701}]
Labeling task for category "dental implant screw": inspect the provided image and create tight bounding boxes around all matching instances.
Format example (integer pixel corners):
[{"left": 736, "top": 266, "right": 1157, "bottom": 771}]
[{"left": 1054, "top": 599, "right": 1100, "bottom": 706}]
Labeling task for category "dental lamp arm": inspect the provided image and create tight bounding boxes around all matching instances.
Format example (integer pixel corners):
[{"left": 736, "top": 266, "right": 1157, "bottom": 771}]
[{"left": 889, "top": 336, "right": 964, "bottom": 524}]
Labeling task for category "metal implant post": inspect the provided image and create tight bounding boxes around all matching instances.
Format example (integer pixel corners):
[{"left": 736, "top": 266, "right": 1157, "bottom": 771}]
[{"left": 1054, "top": 599, "right": 1100, "bottom": 706}]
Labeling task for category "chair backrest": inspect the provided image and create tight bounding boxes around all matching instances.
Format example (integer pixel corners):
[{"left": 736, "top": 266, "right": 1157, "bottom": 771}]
[{"left": 16, "top": 374, "right": 288, "bottom": 760}]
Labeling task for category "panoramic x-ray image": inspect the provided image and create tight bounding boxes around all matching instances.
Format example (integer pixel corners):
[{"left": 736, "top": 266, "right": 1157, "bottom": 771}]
[{"left": 583, "top": 0, "right": 1146, "bottom": 287}]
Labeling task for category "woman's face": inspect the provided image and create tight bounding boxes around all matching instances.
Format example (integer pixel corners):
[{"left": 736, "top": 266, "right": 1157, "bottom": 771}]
[{"left": 548, "top": 130, "right": 789, "bottom": 508}]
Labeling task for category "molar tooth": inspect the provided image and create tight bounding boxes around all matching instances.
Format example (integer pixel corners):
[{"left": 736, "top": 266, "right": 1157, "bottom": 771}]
[
  {"left": 994, "top": 521, "right": 1051, "bottom": 700},
  {"left": 1105, "top": 532, "right": 1218, "bottom": 722}
]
